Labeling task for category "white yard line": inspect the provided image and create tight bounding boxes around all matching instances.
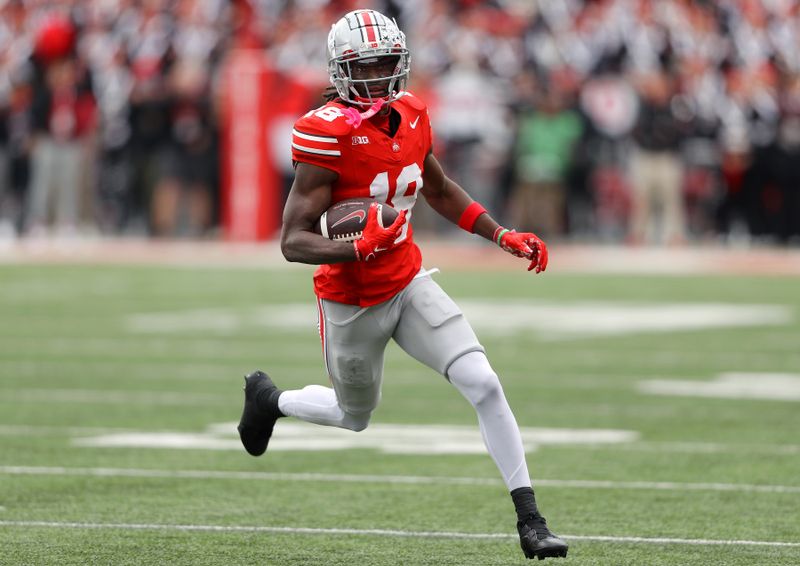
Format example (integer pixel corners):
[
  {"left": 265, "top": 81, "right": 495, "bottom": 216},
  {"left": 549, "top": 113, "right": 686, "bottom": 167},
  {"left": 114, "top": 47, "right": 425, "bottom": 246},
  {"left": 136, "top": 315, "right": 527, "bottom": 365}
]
[
  {"left": 0, "top": 425, "right": 153, "bottom": 436},
  {"left": 2, "top": 466, "right": 799, "bottom": 494},
  {"left": 586, "top": 441, "right": 800, "bottom": 456},
  {"left": 3, "top": 422, "right": 800, "bottom": 458},
  {"left": 5, "top": 389, "right": 228, "bottom": 406},
  {"left": 0, "top": 520, "right": 797, "bottom": 548},
  {"left": 122, "top": 301, "right": 794, "bottom": 342},
  {"left": 2, "top": 423, "right": 800, "bottom": 456},
  {"left": 0, "top": 360, "right": 448, "bottom": 385}
]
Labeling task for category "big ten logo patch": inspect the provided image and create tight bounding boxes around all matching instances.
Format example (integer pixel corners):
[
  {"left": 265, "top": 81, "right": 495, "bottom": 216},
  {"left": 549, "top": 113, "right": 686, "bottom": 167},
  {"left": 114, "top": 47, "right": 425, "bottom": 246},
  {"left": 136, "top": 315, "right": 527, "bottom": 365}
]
[{"left": 351, "top": 136, "right": 370, "bottom": 145}]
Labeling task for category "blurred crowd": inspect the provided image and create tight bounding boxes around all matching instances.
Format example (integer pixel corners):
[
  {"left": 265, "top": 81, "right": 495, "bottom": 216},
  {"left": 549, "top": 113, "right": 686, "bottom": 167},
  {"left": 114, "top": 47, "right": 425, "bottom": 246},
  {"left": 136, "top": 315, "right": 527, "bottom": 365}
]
[
  {"left": 0, "top": 0, "right": 227, "bottom": 239},
  {"left": 1, "top": 0, "right": 800, "bottom": 245}
]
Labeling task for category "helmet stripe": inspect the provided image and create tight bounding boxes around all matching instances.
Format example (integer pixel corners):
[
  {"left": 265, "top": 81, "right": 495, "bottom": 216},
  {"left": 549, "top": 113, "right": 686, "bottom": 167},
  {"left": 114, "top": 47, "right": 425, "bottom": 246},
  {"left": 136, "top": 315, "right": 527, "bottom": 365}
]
[{"left": 361, "top": 11, "right": 377, "bottom": 43}]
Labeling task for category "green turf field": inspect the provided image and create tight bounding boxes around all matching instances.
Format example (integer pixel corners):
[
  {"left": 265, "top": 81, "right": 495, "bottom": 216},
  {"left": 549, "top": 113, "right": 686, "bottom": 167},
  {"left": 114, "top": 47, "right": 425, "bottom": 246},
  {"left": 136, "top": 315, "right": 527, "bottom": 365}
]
[{"left": 1, "top": 261, "right": 799, "bottom": 565}]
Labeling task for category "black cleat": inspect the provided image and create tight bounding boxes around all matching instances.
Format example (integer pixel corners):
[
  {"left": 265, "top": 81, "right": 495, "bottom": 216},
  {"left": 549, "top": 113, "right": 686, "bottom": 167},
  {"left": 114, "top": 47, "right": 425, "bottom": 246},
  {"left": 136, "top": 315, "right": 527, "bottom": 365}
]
[
  {"left": 518, "top": 513, "right": 569, "bottom": 560},
  {"left": 237, "top": 370, "right": 284, "bottom": 456}
]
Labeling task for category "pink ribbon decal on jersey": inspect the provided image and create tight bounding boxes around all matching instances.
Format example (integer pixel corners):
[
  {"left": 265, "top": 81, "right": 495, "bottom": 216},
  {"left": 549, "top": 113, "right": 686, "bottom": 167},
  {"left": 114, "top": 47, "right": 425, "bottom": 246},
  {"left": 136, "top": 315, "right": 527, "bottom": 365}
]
[{"left": 343, "top": 99, "right": 385, "bottom": 129}]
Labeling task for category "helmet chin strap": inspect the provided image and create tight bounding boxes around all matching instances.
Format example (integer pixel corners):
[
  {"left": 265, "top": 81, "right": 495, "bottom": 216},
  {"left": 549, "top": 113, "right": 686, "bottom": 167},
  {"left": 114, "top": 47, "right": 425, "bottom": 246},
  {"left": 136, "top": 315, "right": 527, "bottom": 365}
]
[{"left": 342, "top": 99, "right": 385, "bottom": 129}]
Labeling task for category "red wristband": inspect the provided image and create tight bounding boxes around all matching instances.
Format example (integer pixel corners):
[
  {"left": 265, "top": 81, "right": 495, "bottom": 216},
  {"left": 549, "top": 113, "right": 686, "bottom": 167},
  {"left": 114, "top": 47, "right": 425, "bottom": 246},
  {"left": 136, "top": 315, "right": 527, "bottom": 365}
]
[{"left": 457, "top": 202, "right": 487, "bottom": 233}]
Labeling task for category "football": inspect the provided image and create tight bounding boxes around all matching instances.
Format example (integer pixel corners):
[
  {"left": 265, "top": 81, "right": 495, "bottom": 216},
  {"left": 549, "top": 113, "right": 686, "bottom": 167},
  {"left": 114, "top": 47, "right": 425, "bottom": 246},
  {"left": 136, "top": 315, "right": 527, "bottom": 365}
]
[{"left": 313, "top": 198, "right": 399, "bottom": 242}]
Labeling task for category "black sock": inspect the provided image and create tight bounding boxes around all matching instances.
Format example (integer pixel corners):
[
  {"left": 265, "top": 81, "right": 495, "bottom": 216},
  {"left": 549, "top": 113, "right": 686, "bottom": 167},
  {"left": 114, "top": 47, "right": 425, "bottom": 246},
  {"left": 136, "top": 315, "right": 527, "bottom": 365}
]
[
  {"left": 257, "top": 387, "right": 285, "bottom": 417},
  {"left": 510, "top": 486, "right": 539, "bottom": 521}
]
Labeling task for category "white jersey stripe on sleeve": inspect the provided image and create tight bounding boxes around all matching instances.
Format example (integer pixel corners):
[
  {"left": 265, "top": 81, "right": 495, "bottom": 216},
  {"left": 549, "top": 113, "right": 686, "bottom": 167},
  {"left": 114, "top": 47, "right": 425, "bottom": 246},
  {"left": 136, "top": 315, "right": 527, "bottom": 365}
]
[
  {"left": 292, "top": 142, "right": 341, "bottom": 157},
  {"left": 292, "top": 129, "right": 338, "bottom": 143}
]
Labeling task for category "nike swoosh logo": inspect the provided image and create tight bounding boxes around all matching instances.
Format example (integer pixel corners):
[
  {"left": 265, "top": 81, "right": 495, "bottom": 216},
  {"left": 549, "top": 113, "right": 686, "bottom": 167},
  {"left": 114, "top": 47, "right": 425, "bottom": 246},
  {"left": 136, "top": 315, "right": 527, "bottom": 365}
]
[
  {"left": 331, "top": 210, "right": 366, "bottom": 229},
  {"left": 409, "top": 116, "right": 420, "bottom": 129}
]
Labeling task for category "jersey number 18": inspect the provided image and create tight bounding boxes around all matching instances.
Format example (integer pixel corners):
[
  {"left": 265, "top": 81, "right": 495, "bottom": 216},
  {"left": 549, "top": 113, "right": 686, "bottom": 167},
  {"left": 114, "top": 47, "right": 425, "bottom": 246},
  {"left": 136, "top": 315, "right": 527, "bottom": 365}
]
[{"left": 369, "top": 163, "right": 422, "bottom": 243}]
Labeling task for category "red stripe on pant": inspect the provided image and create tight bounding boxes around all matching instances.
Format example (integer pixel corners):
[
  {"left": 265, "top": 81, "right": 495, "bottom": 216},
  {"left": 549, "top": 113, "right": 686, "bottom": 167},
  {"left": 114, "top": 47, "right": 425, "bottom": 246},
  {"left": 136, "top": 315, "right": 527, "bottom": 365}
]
[{"left": 316, "top": 296, "right": 331, "bottom": 379}]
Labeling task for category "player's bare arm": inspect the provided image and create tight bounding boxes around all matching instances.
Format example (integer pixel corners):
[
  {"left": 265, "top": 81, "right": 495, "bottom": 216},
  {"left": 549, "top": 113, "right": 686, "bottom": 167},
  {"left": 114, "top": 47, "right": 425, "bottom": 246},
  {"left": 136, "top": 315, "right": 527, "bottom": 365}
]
[
  {"left": 421, "top": 152, "right": 549, "bottom": 273},
  {"left": 280, "top": 162, "right": 358, "bottom": 265}
]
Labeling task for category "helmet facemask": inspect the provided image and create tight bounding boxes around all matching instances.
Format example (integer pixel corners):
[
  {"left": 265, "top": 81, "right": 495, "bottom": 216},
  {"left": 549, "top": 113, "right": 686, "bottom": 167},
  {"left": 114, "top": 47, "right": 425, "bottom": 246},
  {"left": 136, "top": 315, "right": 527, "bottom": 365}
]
[
  {"left": 332, "top": 54, "right": 410, "bottom": 107},
  {"left": 327, "top": 10, "right": 411, "bottom": 108}
]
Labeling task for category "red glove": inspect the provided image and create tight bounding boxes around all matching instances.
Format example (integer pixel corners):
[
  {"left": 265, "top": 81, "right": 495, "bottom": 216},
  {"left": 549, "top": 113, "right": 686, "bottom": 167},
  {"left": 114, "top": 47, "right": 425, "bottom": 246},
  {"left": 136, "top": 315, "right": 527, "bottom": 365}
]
[
  {"left": 495, "top": 228, "right": 549, "bottom": 273},
  {"left": 354, "top": 203, "right": 407, "bottom": 262}
]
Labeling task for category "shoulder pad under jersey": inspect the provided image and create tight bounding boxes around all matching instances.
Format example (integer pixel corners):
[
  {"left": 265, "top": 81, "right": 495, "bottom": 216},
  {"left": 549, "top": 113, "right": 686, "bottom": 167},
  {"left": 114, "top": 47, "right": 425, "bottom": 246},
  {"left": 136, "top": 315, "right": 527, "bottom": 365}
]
[{"left": 394, "top": 91, "right": 427, "bottom": 112}]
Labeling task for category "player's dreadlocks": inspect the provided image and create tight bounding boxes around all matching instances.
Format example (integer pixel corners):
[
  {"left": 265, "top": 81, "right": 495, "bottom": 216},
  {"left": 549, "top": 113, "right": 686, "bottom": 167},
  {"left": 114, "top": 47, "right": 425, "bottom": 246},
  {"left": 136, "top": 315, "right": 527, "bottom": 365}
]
[{"left": 323, "top": 86, "right": 341, "bottom": 103}]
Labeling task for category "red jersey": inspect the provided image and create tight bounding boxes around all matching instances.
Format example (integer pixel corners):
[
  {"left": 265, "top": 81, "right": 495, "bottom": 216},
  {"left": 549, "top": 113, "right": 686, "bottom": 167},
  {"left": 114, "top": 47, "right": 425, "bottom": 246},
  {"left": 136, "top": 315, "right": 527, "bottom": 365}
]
[{"left": 291, "top": 92, "right": 433, "bottom": 307}]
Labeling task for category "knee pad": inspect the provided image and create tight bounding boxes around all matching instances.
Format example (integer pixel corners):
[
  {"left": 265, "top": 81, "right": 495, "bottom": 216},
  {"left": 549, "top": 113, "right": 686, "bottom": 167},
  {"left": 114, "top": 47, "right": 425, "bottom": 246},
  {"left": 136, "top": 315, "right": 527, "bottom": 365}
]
[
  {"left": 332, "top": 355, "right": 381, "bottom": 415},
  {"left": 448, "top": 351, "right": 502, "bottom": 407},
  {"left": 336, "top": 355, "right": 373, "bottom": 388}
]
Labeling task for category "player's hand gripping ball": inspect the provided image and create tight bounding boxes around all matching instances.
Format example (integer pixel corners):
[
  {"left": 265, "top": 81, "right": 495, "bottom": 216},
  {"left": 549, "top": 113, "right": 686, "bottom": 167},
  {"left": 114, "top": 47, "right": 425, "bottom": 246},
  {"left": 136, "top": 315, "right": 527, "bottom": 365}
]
[{"left": 354, "top": 203, "right": 407, "bottom": 261}]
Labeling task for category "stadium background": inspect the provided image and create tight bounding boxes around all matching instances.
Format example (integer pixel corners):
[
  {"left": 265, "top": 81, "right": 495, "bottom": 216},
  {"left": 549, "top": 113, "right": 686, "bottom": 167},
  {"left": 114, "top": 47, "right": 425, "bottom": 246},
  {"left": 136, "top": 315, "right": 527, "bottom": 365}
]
[
  {"left": 2, "top": 2, "right": 800, "bottom": 566},
  {"left": 1, "top": 0, "right": 799, "bottom": 244}
]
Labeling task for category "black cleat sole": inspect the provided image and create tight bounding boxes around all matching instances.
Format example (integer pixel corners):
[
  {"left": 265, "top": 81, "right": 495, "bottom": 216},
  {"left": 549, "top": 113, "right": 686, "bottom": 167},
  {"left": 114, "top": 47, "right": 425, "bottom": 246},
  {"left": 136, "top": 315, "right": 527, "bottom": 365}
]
[
  {"left": 524, "top": 545, "right": 569, "bottom": 560},
  {"left": 521, "top": 534, "right": 569, "bottom": 560},
  {"left": 532, "top": 547, "right": 568, "bottom": 560}
]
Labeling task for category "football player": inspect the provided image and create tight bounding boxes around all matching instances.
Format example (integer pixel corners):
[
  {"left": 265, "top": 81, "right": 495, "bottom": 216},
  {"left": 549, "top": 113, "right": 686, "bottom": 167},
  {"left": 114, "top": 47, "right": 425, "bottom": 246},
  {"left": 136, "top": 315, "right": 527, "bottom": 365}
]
[{"left": 238, "top": 9, "right": 567, "bottom": 561}]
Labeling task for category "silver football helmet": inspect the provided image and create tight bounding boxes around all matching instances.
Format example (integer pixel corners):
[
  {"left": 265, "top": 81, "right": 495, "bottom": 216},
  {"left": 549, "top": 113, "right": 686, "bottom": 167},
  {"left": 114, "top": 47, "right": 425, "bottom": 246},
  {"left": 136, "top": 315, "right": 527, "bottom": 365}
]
[{"left": 327, "top": 9, "right": 410, "bottom": 107}]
